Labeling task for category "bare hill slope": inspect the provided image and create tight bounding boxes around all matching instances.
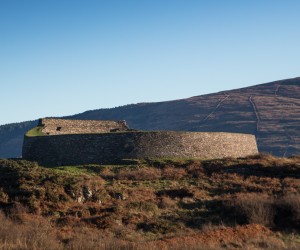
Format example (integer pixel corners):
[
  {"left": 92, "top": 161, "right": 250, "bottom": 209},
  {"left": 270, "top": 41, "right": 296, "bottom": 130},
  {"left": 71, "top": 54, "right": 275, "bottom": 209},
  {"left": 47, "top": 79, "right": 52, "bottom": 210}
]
[{"left": 1, "top": 77, "right": 300, "bottom": 158}]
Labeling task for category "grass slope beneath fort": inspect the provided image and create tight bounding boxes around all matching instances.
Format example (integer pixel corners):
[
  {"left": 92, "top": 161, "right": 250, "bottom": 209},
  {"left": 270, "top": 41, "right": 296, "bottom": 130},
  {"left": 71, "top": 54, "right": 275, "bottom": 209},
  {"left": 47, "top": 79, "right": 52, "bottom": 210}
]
[{"left": 0, "top": 155, "right": 300, "bottom": 249}]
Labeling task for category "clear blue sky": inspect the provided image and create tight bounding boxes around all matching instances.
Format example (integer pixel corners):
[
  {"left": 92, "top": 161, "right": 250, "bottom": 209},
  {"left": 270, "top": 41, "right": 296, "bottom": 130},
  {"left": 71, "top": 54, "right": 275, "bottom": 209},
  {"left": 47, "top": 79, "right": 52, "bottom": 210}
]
[{"left": 1, "top": 0, "right": 300, "bottom": 125}]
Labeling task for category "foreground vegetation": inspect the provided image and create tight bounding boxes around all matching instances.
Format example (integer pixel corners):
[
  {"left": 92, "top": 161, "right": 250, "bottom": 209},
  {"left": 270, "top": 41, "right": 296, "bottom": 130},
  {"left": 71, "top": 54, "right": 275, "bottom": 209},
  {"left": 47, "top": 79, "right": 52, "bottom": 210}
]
[{"left": 1, "top": 154, "right": 300, "bottom": 249}]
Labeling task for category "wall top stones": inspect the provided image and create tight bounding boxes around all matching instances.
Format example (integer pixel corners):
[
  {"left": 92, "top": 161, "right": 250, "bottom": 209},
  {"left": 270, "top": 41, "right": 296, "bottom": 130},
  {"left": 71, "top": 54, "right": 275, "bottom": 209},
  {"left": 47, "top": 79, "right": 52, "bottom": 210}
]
[{"left": 39, "top": 118, "right": 129, "bottom": 135}]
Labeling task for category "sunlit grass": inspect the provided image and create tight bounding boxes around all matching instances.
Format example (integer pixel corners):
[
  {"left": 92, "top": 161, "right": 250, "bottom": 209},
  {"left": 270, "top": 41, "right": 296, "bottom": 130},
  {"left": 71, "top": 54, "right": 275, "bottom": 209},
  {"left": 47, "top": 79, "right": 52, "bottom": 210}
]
[{"left": 25, "top": 126, "right": 45, "bottom": 137}]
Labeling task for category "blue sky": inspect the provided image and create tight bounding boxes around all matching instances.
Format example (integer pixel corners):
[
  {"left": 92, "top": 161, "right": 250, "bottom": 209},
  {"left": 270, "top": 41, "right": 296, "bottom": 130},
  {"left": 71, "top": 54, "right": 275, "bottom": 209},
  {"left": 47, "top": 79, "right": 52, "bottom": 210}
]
[{"left": 1, "top": 0, "right": 300, "bottom": 125}]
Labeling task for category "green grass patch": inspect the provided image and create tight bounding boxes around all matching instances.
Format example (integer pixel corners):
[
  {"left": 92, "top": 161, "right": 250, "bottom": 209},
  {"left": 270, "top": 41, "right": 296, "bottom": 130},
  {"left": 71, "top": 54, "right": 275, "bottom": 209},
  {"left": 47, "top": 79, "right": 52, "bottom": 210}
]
[
  {"left": 46, "top": 164, "right": 139, "bottom": 176},
  {"left": 47, "top": 165, "right": 101, "bottom": 176},
  {"left": 25, "top": 126, "right": 45, "bottom": 137}
]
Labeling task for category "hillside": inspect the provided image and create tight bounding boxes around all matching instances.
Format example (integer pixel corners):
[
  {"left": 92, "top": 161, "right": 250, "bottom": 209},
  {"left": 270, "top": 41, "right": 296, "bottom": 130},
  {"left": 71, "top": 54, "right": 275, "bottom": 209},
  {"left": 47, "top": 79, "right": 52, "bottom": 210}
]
[
  {"left": 0, "top": 121, "right": 37, "bottom": 158},
  {"left": 1, "top": 77, "right": 300, "bottom": 158},
  {"left": 0, "top": 155, "right": 300, "bottom": 249}
]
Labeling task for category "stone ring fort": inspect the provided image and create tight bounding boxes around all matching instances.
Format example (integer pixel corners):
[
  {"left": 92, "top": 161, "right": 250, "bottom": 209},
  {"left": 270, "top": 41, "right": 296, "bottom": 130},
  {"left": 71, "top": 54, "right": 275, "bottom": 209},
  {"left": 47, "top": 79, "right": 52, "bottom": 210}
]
[{"left": 22, "top": 118, "right": 258, "bottom": 166}]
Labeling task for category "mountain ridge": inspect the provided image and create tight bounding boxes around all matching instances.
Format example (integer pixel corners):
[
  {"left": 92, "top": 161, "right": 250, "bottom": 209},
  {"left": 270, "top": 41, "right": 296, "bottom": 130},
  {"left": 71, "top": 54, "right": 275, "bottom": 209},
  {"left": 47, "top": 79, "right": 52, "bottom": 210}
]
[{"left": 1, "top": 77, "right": 300, "bottom": 158}]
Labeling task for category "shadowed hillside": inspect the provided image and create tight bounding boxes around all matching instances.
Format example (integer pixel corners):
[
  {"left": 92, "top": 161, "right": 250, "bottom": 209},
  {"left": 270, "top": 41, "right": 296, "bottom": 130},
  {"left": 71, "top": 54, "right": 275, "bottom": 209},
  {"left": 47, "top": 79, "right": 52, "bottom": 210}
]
[
  {"left": 1, "top": 77, "right": 300, "bottom": 158},
  {"left": 0, "top": 121, "right": 38, "bottom": 158}
]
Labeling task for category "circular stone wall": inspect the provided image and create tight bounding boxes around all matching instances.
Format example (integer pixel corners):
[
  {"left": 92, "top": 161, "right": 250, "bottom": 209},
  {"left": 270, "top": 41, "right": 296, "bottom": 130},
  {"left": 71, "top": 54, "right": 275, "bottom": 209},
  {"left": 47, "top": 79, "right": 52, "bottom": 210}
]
[{"left": 22, "top": 131, "right": 258, "bottom": 166}]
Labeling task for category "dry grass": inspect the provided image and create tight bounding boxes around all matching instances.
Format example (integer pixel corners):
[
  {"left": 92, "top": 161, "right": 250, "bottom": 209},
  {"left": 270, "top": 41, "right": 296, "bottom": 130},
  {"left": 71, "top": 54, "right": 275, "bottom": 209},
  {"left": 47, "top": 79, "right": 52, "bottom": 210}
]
[
  {"left": 232, "top": 193, "right": 275, "bottom": 226},
  {"left": 117, "top": 167, "right": 161, "bottom": 180},
  {"left": 0, "top": 155, "right": 300, "bottom": 249},
  {"left": 158, "top": 196, "right": 177, "bottom": 209},
  {"left": 281, "top": 194, "right": 300, "bottom": 219},
  {"left": 161, "top": 166, "right": 187, "bottom": 180},
  {"left": 0, "top": 211, "right": 61, "bottom": 250}
]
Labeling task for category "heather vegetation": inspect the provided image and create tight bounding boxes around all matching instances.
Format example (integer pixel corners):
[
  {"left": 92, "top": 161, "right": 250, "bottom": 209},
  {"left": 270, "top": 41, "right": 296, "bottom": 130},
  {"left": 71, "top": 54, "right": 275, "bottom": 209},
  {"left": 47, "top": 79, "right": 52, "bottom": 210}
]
[{"left": 0, "top": 154, "right": 300, "bottom": 249}]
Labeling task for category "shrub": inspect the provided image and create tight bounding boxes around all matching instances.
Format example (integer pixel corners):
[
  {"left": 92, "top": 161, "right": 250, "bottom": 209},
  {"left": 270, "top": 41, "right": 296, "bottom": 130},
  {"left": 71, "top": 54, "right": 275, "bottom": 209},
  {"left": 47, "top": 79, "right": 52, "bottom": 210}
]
[
  {"left": 186, "top": 163, "right": 205, "bottom": 178},
  {"left": 233, "top": 193, "right": 275, "bottom": 227},
  {"left": 162, "top": 166, "right": 187, "bottom": 180},
  {"left": 56, "top": 226, "right": 140, "bottom": 250},
  {"left": 127, "top": 201, "right": 158, "bottom": 213},
  {"left": 137, "top": 219, "right": 178, "bottom": 234},
  {"left": 117, "top": 167, "right": 161, "bottom": 181},
  {"left": 0, "top": 211, "right": 61, "bottom": 250},
  {"left": 276, "top": 194, "right": 300, "bottom": 228},
  {"left": 157, "top": 188, "right": 194, "bottom": 199},
  {"left": 99, "top": 167, "right": 115, "bottom": 180},
  {"left": 159, "top": 196, "right": 177, "bottom": 209}
]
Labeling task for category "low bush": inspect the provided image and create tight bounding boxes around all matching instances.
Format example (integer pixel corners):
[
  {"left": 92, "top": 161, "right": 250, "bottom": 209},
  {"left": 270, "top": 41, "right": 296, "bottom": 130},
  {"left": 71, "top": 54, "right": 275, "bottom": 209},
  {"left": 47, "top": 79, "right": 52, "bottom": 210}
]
[
  {"left": 275, "top": 194, "right": 300, "bottom": 228},
  {"left": 117, "top": 167, "right": 161, "bottom": 181},
  {"left": 127, "top": 201, "right": 158, "bottom": 213},
  {"left": 162, "top": 166, "right": 187, "bottom": 180},
  {"left": 232, "top": 193, "right": 275, "bottom": 227},
  {"left": 0, "top": 211, "right": 61, "bottom": 250},
  {"left": 159, "top": 196, "right": 177, "bottom": 209},
  {"left": 231, "top": 192, "right": 300, "bottom": 230}
]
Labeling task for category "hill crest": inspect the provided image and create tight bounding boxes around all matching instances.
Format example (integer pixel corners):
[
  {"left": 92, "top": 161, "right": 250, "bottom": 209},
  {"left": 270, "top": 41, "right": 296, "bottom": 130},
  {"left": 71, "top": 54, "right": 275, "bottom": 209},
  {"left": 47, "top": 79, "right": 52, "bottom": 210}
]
[{"left": 1, "top": 77, "right": 300, "bottom": 158}]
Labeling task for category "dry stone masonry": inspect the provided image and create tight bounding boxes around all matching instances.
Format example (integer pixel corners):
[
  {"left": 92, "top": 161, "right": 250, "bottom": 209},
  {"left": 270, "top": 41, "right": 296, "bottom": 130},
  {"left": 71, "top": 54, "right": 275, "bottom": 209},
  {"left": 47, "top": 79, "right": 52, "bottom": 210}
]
[
  {"left": 22, "top": 118, "right": 259, "bottom": 166},
  {"left": 40, "top": 118, "right": 129, "bottom": 135}
]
